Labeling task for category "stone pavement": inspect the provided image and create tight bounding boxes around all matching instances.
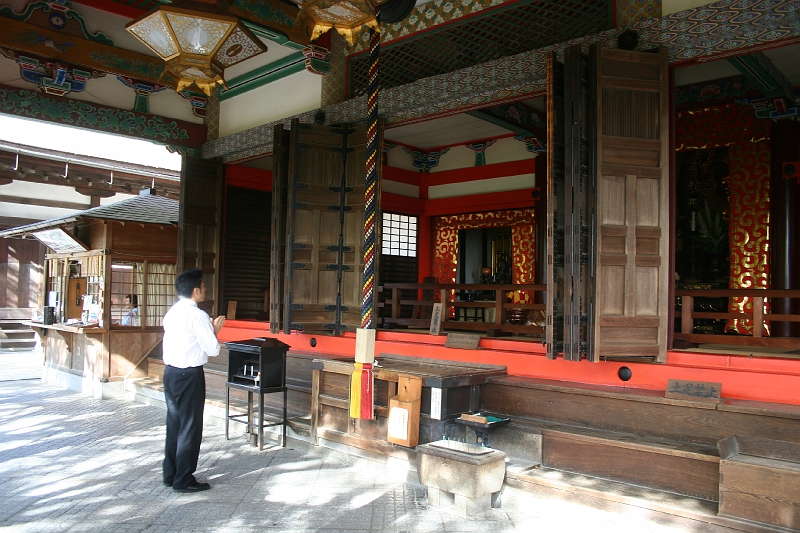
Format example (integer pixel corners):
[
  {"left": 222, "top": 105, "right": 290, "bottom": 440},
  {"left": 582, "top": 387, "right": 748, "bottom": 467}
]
[{"left": 0, "top": 352, "right": 738, "bottom": 533}]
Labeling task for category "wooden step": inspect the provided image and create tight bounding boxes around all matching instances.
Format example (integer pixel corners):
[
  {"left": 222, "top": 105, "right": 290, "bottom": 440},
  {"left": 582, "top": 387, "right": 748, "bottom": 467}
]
[
  {"left": 485, "top": 415, "right": 720, "bottom": 501},
  {"left": 482, "top": 375, "right": 800, "bottom": 446},
  {"left": 506, "top": 466, "right": 781, "bottom": 533}
]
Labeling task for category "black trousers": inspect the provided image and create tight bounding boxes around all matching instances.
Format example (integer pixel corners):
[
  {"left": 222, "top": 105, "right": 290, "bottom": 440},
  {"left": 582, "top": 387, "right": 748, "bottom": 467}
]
[{"left": 163, "top": 364, "right": 205, "bottom": 489}]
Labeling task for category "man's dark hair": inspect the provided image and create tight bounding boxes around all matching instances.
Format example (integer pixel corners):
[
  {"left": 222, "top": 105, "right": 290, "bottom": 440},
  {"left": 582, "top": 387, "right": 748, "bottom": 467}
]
[
  {"left": 127, "top": 294, "right": 138, "bottom": 306},
  {"left": 175, "top": 268, "right": 204, "bottom": 298}
]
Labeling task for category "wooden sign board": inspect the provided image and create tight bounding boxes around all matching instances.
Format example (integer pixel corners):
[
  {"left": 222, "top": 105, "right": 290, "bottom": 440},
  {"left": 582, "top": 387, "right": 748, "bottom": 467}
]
[
  {"left": 387, "top": 398, "right": 420, "bottom": 447},
  {"left": 444, "top": 332, "right": 481, "bottom": 350},
  {"left": 665, "top": 379, "right": 722, "bottom": 403},
  {"left": 430, "top": 387, "right": 442, "bottom": 421},
  {"left": 429, "top": 303, "right": 444, "bottom": 335}
]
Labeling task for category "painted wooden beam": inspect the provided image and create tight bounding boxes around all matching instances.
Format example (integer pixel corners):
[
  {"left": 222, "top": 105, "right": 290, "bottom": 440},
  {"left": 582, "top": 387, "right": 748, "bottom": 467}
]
[
  {"left": 0, "top": 16, "right": 170, "bottom": 86},
  {"left": 228, "top": 0, "right": 313, "bottom": 47},
  {"left": 0, "top": 83, "right": 206, "bottom": 149},
  {"left": 466, "top": 111, "right": 532, "bottom": 137},
  {"left": 728, "top": 52, "right": 795, "bottom": 103},
  {"left": 219, "top": 52, "right": 306, "bottom": 101}
]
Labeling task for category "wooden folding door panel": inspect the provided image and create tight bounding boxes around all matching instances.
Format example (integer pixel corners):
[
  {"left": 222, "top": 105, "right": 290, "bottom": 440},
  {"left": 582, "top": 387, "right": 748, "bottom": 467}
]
[
  {"left": 546, "top": 52, "right": 566, "bottom": 360},
  {"left": 285, "top": 121, "right": 373, "bottom": 334},
  {"left": 340, "top": 124, "right": 371, "bottom": 332},
  {"left": 178, "top": 155, "right": 223, "bottom": 316},
  {"left": 270, "top": 124, "right": 290, "bottom": 334},
  {"left": 591, "top": 46, "right": 669, "bottom": 362},
  {"left": 546, "top": 46, "right": 594, "bottom": 361}
]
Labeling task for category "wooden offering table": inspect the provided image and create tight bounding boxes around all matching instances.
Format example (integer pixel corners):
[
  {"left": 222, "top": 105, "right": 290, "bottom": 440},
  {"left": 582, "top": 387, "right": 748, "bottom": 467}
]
[{"left": 310, "top": 354, "right": 506, "bottom": 457}]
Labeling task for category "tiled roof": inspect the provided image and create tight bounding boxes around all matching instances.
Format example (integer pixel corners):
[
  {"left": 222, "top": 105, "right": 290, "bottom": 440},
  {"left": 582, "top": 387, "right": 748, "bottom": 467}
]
[{"left": 0, "top": 193, "right": 179, "bottom": 238}]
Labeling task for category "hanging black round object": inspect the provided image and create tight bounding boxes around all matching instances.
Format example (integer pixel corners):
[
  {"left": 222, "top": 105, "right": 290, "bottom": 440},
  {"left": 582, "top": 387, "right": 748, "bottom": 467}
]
[
  {"left": 380, "top": 0, "right": 415, "bottom": 24},
  {"left": 617, "top": 29, "right": 639, "bottom": 51}
]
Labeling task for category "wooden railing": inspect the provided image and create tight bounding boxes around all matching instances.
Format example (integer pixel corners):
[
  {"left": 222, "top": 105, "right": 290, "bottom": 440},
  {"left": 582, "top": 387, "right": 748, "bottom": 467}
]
[
  {"left": 378, "top": 283, "right": 547, "bottom": 336},
  {"left": 675, "top": 289, "right": 800, "bottom": 349}
]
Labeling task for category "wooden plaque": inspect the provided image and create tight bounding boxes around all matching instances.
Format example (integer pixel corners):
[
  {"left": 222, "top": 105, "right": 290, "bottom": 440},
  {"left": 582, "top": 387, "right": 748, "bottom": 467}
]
[
  {"left": 226, "top": 300, "right": 237, "bottom": 320},
  {"left": 444, "top": 332, "right": 481, "bottom": 350},
  {"left": 429, "top": 303, "right": 444, "bottom": 335},
  {"left": 665, "top": 379, "right": 721, "bottom": 403},
  {"left": 387, "top": 398, "right": 420, "bottom": 447}
]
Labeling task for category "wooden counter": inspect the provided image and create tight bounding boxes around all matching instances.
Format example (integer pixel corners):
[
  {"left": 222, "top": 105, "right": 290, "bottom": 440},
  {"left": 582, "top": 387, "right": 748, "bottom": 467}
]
[
  {"left": 24, "top": 321, "right": 107, "bottom": 335},
  {"left": 25, "top": 321, "right": 161, "bottom": 384},
  {"left": 310, "top": 354, "right": 506, "bottom": 457}
]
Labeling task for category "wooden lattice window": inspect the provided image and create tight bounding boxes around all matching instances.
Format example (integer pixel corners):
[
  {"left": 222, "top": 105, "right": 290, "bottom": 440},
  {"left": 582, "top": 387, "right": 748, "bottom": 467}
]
[
  {"left": 347, "top": 0, "right": 611, "bottom": 98},
  {"left": 110, "top": 260, "right": 176, "bottom": 328}
]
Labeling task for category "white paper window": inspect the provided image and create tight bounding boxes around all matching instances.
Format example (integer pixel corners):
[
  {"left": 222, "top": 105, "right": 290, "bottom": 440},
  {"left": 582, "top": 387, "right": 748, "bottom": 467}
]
[{"left": 382, "top": 213, "right": 417, "bottom": 257}]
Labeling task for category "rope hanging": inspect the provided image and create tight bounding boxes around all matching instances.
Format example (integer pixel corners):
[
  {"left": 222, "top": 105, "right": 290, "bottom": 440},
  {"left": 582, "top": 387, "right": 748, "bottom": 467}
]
[{"left": 361, "top": 8, "right": 380, "bottom": 330}]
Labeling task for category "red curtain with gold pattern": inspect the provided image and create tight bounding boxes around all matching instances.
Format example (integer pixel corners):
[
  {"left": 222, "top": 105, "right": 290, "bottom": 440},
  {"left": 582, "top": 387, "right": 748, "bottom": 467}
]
[
  {"left": 677, "top": 103, "right": 772, "bottom": 336},
  {"left": 433, "top": 209, "right": 535, "bottom": 315},
  {"left": 676, "top": 103, "right": 770, "bottom": 152},
  {"left": 725, "top": 141, "right": 771, "bottom": 335}
]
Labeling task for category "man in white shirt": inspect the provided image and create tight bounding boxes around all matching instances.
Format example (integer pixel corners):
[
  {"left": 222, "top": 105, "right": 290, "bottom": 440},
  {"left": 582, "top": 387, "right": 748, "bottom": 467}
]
[{"left": 161, "top": 268, "right": 225, "bottom": 492}]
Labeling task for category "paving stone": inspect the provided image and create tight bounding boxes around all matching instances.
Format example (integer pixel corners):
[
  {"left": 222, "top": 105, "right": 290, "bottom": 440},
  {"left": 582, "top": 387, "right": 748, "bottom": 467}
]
[{"left": 0, "top": 351, "right": 740, "bottom": 533}]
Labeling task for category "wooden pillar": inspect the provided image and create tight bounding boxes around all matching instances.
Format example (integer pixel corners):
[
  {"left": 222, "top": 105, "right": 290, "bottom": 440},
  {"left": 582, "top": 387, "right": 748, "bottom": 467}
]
[
  {"left": 533, "top": 157, "right": 546, "bottom": 305},
  {"left": 769, "top": 120, "right": 800, "bottom": 337}
]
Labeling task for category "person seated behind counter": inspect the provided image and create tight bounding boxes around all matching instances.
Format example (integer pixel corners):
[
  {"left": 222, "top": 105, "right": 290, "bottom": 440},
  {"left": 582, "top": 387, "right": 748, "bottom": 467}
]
[
  {"left": 161, "top": 268, "right": 225, "bottom": 492},
  {"left": 121, "top": 294, "right": 139, "bottom": 326}
]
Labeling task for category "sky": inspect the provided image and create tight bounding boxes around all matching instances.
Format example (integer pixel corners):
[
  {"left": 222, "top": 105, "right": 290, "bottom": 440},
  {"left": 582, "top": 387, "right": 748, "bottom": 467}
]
[{"left": 0, "top": 115, "right": 182, "bottom": 171}]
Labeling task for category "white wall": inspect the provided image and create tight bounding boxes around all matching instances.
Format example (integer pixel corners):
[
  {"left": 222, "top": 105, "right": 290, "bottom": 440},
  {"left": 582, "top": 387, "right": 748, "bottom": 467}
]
[
  {"left": 661, "top": 0, "right": 717, "bottom": 16},
  {"left": 432, "top": 137, "right": 534, "bottom": 173},
  {"left": 386, "top": 136, "right": 536, "bottom": 174},
  {"left": 219, "top": 71, "right": 323, "bottom": 137},
  {"left": 385, "top": 146, "right": 417, "bottom": 172}
]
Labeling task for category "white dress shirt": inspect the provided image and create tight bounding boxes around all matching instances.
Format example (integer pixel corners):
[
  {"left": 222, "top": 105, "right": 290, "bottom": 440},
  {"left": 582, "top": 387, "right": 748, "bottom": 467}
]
[{"left": 162, "top": 298, "right": 220, "bottom": 368}]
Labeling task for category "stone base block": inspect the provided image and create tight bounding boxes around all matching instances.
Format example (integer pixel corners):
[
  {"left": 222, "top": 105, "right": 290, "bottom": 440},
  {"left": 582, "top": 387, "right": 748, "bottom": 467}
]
[
  {"left": 427, "top": 487, "right": 455, "bottom": 508},
  {"left": 455, "top": 493, "right": 491, "bottom": 517},
  {"left": 417, "top": 440, "right": 507, "bottom": 516}
]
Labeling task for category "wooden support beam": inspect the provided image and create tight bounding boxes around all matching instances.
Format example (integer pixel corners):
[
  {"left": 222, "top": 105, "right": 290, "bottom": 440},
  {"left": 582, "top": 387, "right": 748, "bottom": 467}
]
[
  {"left": 74, "top": 186, "right": 115, "bottom": 198},
  {"left": 0, "top": 169, "right": 178, "bottom": 197},
  {"left": 0, "top": 194, "right": 88, "bottom": 210}
]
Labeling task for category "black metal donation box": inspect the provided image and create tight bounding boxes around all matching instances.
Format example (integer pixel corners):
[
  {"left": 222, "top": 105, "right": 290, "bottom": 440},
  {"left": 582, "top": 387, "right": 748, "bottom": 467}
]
[
  {"left": 224, "top": 337, "right": 290, "bottom": 450},
  {"left": 225, "top": 337, "right": 288, "bottom": 391}
]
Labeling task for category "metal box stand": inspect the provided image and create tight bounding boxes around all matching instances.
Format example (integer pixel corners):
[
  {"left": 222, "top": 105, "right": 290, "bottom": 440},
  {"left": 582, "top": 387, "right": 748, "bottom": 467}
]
[{"left": 224, "top": 338, "right": 289, "bottom": 450}]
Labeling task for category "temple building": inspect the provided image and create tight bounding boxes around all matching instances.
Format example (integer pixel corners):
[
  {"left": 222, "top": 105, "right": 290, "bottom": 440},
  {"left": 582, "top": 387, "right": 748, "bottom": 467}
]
[{"left": 1, "top": 0, "right": 799, "bottom": 528}]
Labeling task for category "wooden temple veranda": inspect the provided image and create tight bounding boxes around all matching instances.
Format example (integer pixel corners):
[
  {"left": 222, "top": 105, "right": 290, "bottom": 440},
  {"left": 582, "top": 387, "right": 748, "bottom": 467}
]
[{"left": 1, "top": 0, "right": 800, "bottom": 529}]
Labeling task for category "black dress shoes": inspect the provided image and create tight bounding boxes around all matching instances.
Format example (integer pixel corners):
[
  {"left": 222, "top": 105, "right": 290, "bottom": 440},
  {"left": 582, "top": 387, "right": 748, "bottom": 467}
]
[{"left": 173, "top": 480, "right": 211, "bottom": 493}]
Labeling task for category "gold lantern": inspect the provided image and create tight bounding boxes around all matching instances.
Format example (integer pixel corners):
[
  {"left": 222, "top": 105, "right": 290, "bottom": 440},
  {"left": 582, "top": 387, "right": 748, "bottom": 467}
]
[
  {"left": 126, "top": 0, "right": 267, "bottom": 95},
  {"left": 297, "top": 0, "right": 389, "bottom": 45}
]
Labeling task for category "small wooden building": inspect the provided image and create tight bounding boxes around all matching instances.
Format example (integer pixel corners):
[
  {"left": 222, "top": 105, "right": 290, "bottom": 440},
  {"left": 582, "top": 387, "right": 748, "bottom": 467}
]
[{"left": 0, "top": 190, "right": 179, "bottom": 397}]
